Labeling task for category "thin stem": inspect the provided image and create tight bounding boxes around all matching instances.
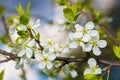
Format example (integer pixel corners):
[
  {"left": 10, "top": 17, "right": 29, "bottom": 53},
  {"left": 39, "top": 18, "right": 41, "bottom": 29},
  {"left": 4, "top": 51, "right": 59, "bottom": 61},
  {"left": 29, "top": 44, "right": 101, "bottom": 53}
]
[
  {"left": 1, "top": 15, "right": 12, "bottom": 42},
  {"left": 107, "top": 70, "right": 110, "bottom": 80},
  {"left": 27, "top": 28, "right": 43, "bottom": 50}
]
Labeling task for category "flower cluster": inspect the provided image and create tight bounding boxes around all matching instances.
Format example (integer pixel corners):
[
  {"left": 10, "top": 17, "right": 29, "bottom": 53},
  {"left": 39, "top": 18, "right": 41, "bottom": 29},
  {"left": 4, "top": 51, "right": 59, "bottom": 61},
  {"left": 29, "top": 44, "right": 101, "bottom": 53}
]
[
  {"left": 68, "top": 21, "right": 107, "bottom": 56},
  {"left": 7, "top": 3, "right": 107, "bottom": 78}
]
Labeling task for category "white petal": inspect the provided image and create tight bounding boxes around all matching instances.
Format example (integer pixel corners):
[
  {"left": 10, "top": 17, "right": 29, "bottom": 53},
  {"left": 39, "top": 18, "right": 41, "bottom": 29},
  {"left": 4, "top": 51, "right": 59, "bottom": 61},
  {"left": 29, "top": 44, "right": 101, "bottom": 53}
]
[
  {"left": 85, "top": 21, "right": 94, "bottom": 30},
  {"left": 88, "top": 30, "right": 99, "bottom": 37},
  {"left": 84, "top": 68, "right": 92, "bottom": 75},
  {"left": 93, "top": 46, "right": 101, "bottom": 56},
  {"left": 18, "top": 50, "right": 25, "bottom": 57},
  {"left": 88, "top": 58, "right": 97, "bottom": 68},
  {"left": 9, "top": 26, "right": 15, "bottom": 35},
  {"left": 68, "top": 32, "right": 74, "bottom": 41},
  {"left": 69, "top": 42, "right": 78, "bottom": 49},
  {"left": 47, "top": 61, "right": 53, "bottom": 69},
  {"left": 95, "top": 68, "right": 102, "bottom": 74},
  {"left": 34, "top": 52, "right": 43, "bottom": 61},
  {"left": 70, "top": 70, "right": 78, "bottom": 78},
  {"left": 25, "top": 48, "right": 33, "bottom": 58},
  {"left": 63, "top": 48, "right": 69, "bottom": 53},
  {"left": 48, "top": 54, "right": 56, "bottom": 61},
  {"left": 14, "top": 18, "right": 19, "bottom": 24},
  {"left": 83, "top": 44, "right": 92, "bottom": 52},
  {"left": 73, "top": 32, "right": 83, "bottom": 38},
  {"left": 97, "top": 40, "right": 107, "bottom": 48},
  {"left": 17, "top": 25, "right": 27, "bottom": 31},
  {"left": 75, "top": 24, "right": 83, "bottom": 31},
  {"left": 82, "top": 34, "right": 91, "bottom": 42},
  {"left": 39, "top": 61, "right": 46, "bottom": 69},
  {"left": 28, "top": 39, "right": 36, "bottom": 47}
]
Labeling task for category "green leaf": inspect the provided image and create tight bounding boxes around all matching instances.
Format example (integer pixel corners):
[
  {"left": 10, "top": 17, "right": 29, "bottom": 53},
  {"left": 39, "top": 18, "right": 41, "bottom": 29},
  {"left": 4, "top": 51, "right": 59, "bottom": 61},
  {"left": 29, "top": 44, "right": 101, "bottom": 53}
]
[
  {"left": 7, "top": 16, "right": 19, "bottom": 26},
  {"left": 0, "top": 70, "right": 4, "bottom": 80},
  {"left": 17, "top": 30, "right": 29, "bottom": 38},
  {"left": 35, "top": 33, "right": 40, "bottom": 41},
  {"left": 0, "top": 6, "right": 4, "bottom": 16},
  {"left": 16, "top": 3, "right": 25, "bottom": 16},
  {"left": 84, "top": 74, "right": 96, "bottom": 80},
  {"left": 20, "top": 14, "right": 29, "bottom": 25},
  {"left": 113, "top": 46, "right": 120, "bottom": 59},
  {"left": 54, "top": 0, "right": 67, "bottom": 5},
  {"left": 26, "top": 2, "right": 31, "bottom": 17},
  {"left": 0, "top": 34, "right": 9, "bottom": 44},
  {"left": 63, "top": 8, "right": 75, "bottom": 21},
  {"left": 84, "top": 74, "right": 103, "bottom": 80}
]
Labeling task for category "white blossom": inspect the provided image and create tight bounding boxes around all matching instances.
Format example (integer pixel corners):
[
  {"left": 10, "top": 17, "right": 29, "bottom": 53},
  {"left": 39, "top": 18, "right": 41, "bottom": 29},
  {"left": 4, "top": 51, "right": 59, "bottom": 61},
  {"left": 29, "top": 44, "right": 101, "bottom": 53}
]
[
  {"left": 34, "top": 50, "right": 56, "bottom": 69},
  {"left": 83, "top": 35, "right": 107, "bottom": 56},
  {"left": 74, "top": 21, "right": 98, "bottom": 42},
  {"left": 63, "top": 63, "right": 78, "bottom": 78},
  {"left": 17, "top": 39, "right": 36, "bottom": 58},
  {"left": 84, "top": 58, "right": 102, "bottom": 75}
]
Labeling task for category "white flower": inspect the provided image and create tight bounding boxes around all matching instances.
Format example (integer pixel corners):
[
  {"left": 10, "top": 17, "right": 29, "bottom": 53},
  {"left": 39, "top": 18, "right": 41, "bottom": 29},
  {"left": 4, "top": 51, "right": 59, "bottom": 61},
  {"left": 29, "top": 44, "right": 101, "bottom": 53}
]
[
  {"left": 84, "top": 58, "right": 102, "bottom": 75},
  {"left": 17, "top": 39, "right": 36, "bottom": 58},
  {"left": 68, "top": 32, "right": 85, "bottom": 49},
  {"left": 41, "top": 36, "right": 56, "bottom": 48},
  {"left": 63, "top": 63, "right": 78, "bottom": 78},
  {"left": 74, "top": 21, "right": 98, "bottom": 42},
  {"left": 29, "top": 18, "right": 40, "bottom": 29},
  {"left": 34, "top": 50, "right": 56, "bottom": 69},
  {"left": 83, "top": 35, "right": 107, "bottom": 56},
  {"left": 49, "top": 43, "right": 64, "bottom": 56}
]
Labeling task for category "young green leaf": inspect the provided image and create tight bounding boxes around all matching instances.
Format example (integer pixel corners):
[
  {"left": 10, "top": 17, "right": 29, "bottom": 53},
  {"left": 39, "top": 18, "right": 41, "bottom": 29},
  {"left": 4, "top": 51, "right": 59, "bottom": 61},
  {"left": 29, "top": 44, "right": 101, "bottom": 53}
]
[
  {"left": 35, "top": 33, "right": 40, "bottom": 41},
  {"left": 17, "top": 30, "right": 29, "bottom": 38},
  {"left": 113, "top": 46, "right": 120, "bottom": 59},
  {"left": 0, "top": 70, "right": 4, "bottom": 80},
  {"left": 54, "top": 0, "right": 67, "bottom": 5},
  {"left": 16, "top": 3, "right": 25, "bottom": 16},
  {"left": 20, "top": 14, "right": 29, "bottom": 25},
  {"left": 26, "top": 2, "right": 31, "bottom": 17},
  {"left": 63, "top": 8, "right": 75, "bottom": 21}
]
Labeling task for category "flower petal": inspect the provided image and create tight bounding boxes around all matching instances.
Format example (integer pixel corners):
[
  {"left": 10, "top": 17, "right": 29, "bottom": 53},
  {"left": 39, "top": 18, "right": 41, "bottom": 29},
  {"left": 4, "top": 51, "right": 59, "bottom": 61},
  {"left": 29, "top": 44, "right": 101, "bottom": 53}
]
[
  {"left": 95, "top": 68, "right": 102, "bottom": 75},
  {"left": 85, "top": 21, "right": 94, "bottom": 30},
  {"left": 68, "top": 32, "right": 74, "bottom": 41},
  {"left": 73, "top": 32, "right": 83, "bottom": 38},
  {"left": 84, "top": 68, "right": 92, "bottom": 75},
  {"left": 48, "top": 54, "right": 56, "bottom": 61},
  {"left": 25, "top": 48, "right": 33, "bottom": 58},
  {"left": 39, "top": 61, "right": 46, "bottom": 69},
  {"left": 69, "top": 42, "right": 78, "bottom": 49},
  {"left": 88, "top": 30, "right": 99, "bottom": 37},
  {"left": 70, "top": 70, "right": 78, "bottom": 78},
  {"left": 18, "top": 49, "right": 25, "bottom": 57},
  {"left": 93, "top": 46, "right": 101, "bottom": 56},
  {"left": 97, "top": 40, "right": 107, "bottom": 48},
  {"left": 34, "top": 52, "right": 43, "bottom": 61},
  {"left": 47, "top": 61, "right": 53, "bottom": 69},
  {"left": 27, "top": 39, "right": 36, "bottom": 47},
  {"left": 75, "top": 24, "right": 83, "bottom": 31},
  {"left": 88, "top": 58, "right": 97, "bottom": 68},
  {"left": 82, "top": 34, "right": 91, "bottom": 42},
  {"left": 83, "top": 44, "right": 92, "bottom": 52}
]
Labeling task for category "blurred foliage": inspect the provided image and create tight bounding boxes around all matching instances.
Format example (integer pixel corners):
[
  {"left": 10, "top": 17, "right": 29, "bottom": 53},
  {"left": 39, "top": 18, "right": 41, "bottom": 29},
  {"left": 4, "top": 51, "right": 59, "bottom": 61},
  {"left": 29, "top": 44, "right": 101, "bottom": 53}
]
[
  {"left": 0, "top": 70, "right": 4, "bottom": 80},
  {"left": 0, "top": 6, "right": 4, "bottom": 16},
  {"left": 113, "top": 46, "right": 120, "bottom": 59}
]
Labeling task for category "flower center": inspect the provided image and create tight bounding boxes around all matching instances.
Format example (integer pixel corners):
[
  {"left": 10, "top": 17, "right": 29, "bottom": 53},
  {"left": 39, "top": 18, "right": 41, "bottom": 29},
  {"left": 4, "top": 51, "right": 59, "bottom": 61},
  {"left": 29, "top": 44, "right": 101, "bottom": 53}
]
[
  {"left": 47, "top": 41, "right": 53, "bottom": 46},
  {"left": 82, "top": 29, "right": 88, "bottom": 34},
  {"left": 43, "top": 57, "right": 49, "bottom": 62},
  {"left": 91, "top": 41, "right": 97, "bottom": 46},
  {"left": 76, "top": 38, "right": 82, "bottom": 43}
]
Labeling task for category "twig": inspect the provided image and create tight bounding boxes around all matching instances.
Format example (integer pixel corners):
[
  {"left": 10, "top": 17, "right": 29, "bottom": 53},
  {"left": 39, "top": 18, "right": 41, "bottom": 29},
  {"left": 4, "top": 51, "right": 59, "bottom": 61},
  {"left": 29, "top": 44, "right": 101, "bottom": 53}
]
[
  {"left": 21, "top": 67, "right": 27, "bottom": 80},
  {"left": 27, "top": 28, "right": 43, "bottom": 50},
  {"left": 100, "top": 24, "right": 120, "bottom": 45},
  {"left": 1, "top": 15, "right": 12, "bottom": 42}
]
